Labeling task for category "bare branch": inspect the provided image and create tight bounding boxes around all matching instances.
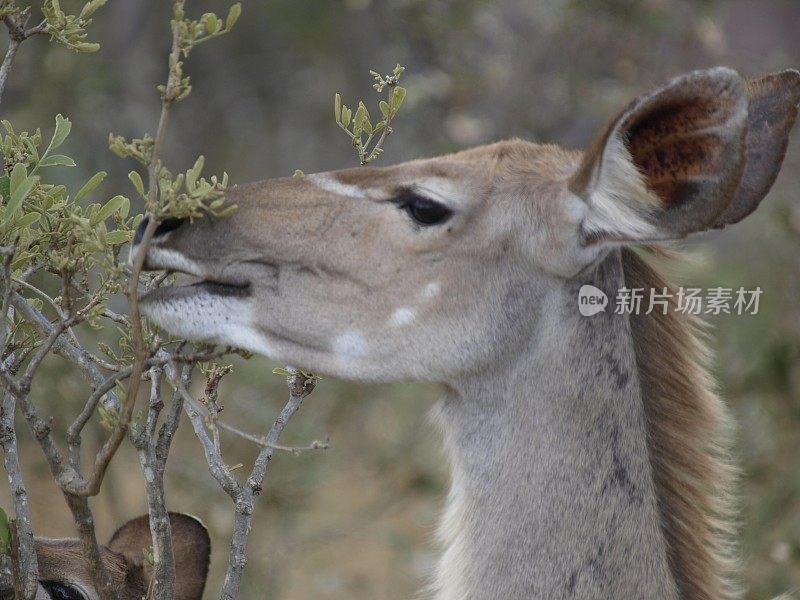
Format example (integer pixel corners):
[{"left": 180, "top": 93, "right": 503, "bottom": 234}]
[
  {"left": 165, "top": 360, "right": 241, "bottom": 500},
  {"left": 133, "top": 365, "right": 180, "bottom": 600},
  {"left": 220, "top": 369, "right": 315, "bottom": 599},
  {"left": 0, "top": 247, "right": 14, "bottom": 352},
  {"left": 61, "top": 494, "right": 116, "bottom": 600},
  {"left": 215, "top": 419, "right": 329, "bottom": 454},
  {"left": 1, "top": 387, "right": 38, "bottom": 600},
  {"left": 0, "top": 17, "right": 23, "bottom": 107},
  {"left": 8, "top": 291, "right": 121, "bottom": 411},
  {"left": 0, "top": 9, "right": 46, "bottom": 108}
]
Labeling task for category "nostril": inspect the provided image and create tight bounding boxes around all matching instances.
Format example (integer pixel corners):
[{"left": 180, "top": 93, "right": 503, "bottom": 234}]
[{"left": 133, "top": 216, "right": 185, "bottom": 245}]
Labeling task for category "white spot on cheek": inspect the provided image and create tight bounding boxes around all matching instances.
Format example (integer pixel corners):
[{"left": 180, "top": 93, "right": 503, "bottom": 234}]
[
  {"left": 422, "top": 281, "right": 441, "bottom": 300},
  {"left": 390, "top": 308, "right": 415, "bottom": 327},
  {"left": 332, "top": 331, "right": 368, "bottom": 358},
  {"left": 308, "top": 173, "right": 366, "bottom": 199}
]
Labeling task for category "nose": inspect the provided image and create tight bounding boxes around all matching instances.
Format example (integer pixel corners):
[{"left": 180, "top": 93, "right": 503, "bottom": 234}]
[{"left": 133, "top": 216, "right": 186, "bottom": 245}]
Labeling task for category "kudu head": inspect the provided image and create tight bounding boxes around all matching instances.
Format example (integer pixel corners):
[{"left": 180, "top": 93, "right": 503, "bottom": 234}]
[
  {"left": 1, "top": 513, "right": 210, "bottom": 600},
  {"left": 134, "top": 68, "right": 800, "bottom": 383}
]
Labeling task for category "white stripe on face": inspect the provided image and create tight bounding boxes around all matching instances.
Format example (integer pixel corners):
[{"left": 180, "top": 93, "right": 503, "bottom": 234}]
[{"left": 307, "top": 173, "right": 367, "bottom": 199}]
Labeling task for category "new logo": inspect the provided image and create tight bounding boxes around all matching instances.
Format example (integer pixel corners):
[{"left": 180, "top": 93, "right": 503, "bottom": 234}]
[{"left": 578, "top": 285, "right": 608, "bottom": 316}]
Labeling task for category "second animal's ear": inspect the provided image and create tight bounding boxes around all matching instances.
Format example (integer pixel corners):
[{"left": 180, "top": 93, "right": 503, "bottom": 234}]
[
  {"left": 107, "top": 512, "right": 211, "bottom": 600},
  {"left": 569, "top": 67, "right": 800, "bottom": 244}
]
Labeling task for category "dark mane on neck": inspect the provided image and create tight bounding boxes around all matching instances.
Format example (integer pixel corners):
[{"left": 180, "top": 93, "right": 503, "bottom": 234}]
[{"left": 622, "top": 248, "right": 739, "bottom": 600}]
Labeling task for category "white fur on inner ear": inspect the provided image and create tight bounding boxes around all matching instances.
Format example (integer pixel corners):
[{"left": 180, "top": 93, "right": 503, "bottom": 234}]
[{"left": 580, "top": 133, "right": 659, "bottom": 240}]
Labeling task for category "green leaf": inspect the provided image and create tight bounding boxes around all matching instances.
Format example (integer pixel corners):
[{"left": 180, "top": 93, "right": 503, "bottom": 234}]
[
  {"left": 0, "top": 507, "right": 10, "bottom": 555},
  {"left": 0, "top": 175, "right": 9, "bottom": 201},
  {"left": 105, "top": 230, "right": 132, "bottom": 245},
  {"left": 342, "top": 106, "right": 352, "bottom": 129},
  {"left": 7, "top": 164, "right": 37, "bottom": 218},
  {"left": 335, "top": 93, "right": 342, "bottom": 122},
  {"left": 22, "top": 137, "right": 40, "bottom": 163},
  {"left": 189, "top": 156, "right": 205, "bottom": 182},
  {"left": 39, "top": 154, "right": 76, "bottom": 168},
  {"left": 80, "top": 0, "right": 107, "bottom": 19},
  {"left": 15, "top": 212, "right": 41, "bottom": 229},
  {"left": 293, "top": 169, "right": 304, "bottom": 178},
  {"left": 47, "top": 114, "right": 72, "bottom": 152},
  {"left": 391, "top": 86, "right": 406, "bottom": 112},
  {"left": 203, "top": 13, "right": 219, "bottom": 34},
  {"left": 74, "top": 171, "right": 106, "bottom": 202},
  {"left": 9, "top": 162, "right": 26, "bottom": 196},
  {"left": 226, "top": 3, "right": 242, "bottom": 29},
  {"left": 93, "top": 195, "right": 128, "bottom": 224},
  {"left": 353, "top": 102, "right": 368, "bottom": 136},
  {"left": 118, "top": 196, "right": 130, "bottom": 220},
  {"left": 73, "top": 42, "right": 100, "bottom": 53},
  {"left": 379, "top": 100, "right": 390, "bottom": 118},
  {"left": 128, "top": 170, "right": 145, "bottom": 197},
  {"left": 391, "top": 87, "right": 406, "bottom": 111},
  {"left": 356, "top": 101, "right": 370, "bottom": 124}
]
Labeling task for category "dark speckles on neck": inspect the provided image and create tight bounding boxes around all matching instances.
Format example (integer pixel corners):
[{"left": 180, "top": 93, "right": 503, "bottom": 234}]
[
  {"left": 601, "top": 423, "right": 643, "bottom": 506},
  {"left": 564, "top": 541, "right": 610, "bottom": 596},
  {"left": 600, "top": 351, "right": 631, "bottom": 390}
]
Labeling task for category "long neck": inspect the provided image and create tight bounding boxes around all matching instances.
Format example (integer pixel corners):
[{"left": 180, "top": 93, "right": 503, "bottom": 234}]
[{"left": 432, "top": 253, "right": 677, "bottom": 600}]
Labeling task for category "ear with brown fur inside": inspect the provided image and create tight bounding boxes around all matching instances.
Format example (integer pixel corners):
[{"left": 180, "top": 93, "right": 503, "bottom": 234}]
[
  {"left": 106, "top": 512, "right": 211, "bottom": 600},
  {"left": 711, "top": 69, "right": 800, "bottom": 227},
  {"left": 570, "top": 67, "right": 751, "bottom": 242}
]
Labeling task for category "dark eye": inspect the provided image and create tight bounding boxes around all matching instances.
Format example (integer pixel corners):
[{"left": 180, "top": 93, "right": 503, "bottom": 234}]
[
  {"left": 393, "top": 190, "right": 453, "bottom": 226},
  {"left": 41, "top": 581, "right": 86, "bottom": 600}
]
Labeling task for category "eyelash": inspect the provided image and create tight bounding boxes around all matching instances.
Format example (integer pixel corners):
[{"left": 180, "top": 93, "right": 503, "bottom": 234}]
[{"left": 392, "top": 189, "right": 453, "bottom": 226}]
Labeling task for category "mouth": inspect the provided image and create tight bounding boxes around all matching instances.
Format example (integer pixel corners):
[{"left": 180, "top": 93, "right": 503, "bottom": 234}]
[
  {"left": 133, "top": 246, "right": 252, "bottom": 302},
  {"left": 138, "top": 272, "right": 252, "bottom": 302}
]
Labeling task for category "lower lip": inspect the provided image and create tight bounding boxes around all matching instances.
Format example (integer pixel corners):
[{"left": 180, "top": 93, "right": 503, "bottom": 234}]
[{"left": 139, "top": 280, "right": 252, "bottom": 301}]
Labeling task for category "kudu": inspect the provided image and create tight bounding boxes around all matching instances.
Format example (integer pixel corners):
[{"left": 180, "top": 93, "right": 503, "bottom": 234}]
[
  {"left": 1, "top": 513, "right": 209, "bottom": 600},
  {"left": 132, "top": 68, "right": 800, "bottom": 599}
]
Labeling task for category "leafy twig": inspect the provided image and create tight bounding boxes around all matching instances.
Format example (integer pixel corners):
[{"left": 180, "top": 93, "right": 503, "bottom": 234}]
[{"left": 334, "top": 64, "right": 407, "bottom": 165}]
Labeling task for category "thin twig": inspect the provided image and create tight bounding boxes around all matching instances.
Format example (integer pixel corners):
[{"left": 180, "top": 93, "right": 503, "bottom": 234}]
[
  {"left": 8, "top": 291, "right": 121, "bottom": 411},
  {"left": 165, "top": 360, "right": 241, "bottom": 500},
  {"left": 0, "top": 247, "right": 14, "bottom": 351},
  {"left": 61, "top": 494, "right": 116, "bottom": 600},
  {"left": 0, "top": 362, "right": 38, "bottom": 599},
  {"left": 220, "top": 369, "right": 316, "bottom": 599},
  {"left": 215, "top": 420, "right": 328, "bottom": 454},
  {"left": 0, "top": 10, "right": 46, "bottom": 108},
  {"left": 0, "top": 14, "right": 24, "bottom": 108},
  {"left": 133, "top": 365, "right": 179, "bottom": 600},
  {"left": 66, "top": 346, "right": 227, "bottom": 468}
]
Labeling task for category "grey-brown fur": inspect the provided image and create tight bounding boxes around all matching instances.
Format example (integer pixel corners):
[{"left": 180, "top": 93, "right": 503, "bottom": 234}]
[
  {"left": 133, "top": 68, "right": 800, "bottom": 599},
  {"left": 1, "top": 513, "right": 210, "bottom": 600}
]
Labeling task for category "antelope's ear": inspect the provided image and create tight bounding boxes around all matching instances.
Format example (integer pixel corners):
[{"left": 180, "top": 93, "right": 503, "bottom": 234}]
[
  {"left": 711, "top": 70, "right": 800, "bottom": 226},
  {"left": 107, "top": 512, "right": 211, "bottom": 600},
  {"left": 569, "top": 67, "right": 800, "bottom": 244}
]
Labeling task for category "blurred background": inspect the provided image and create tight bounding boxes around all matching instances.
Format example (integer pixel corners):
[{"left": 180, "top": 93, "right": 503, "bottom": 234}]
[{"left": 2, "top": 0, "right": 799, "bottom": 597}]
